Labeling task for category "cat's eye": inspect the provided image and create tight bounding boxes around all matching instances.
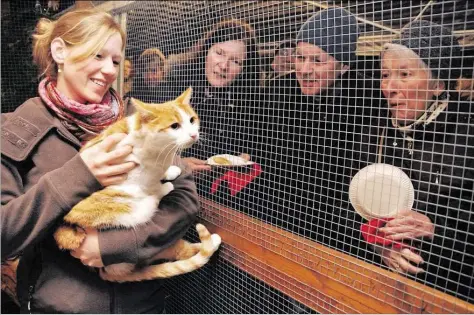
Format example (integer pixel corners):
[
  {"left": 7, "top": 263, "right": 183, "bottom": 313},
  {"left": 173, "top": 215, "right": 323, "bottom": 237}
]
[
  {"left": 170, "top": 123, "right": 180, "bottom": 130},
  {"left": 190, "top": 117, "right": 196, "bottom": 124}
]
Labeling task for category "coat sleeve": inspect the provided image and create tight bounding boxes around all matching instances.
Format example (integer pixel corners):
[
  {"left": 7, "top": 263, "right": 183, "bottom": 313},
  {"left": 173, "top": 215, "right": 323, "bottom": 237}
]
[
  {"left": 425, "top": 132, "right": 474, "bottom": 258},
  {"left": 1, "top": 154, "right": 103, "bottom": 260},
  {"left": 1, "top": 107, "right": 104, "bottom": 260},
  {"left": 98, "top": 170, "right": 200, "bottom": 265}
]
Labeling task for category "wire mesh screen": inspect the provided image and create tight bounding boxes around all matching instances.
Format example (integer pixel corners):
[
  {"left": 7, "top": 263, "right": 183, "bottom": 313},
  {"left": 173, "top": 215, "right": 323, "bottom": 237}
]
[
  {"left": 1, "top": 0, "right": 473, "bottom": 313},
  {"left": 119, "top": 0, "right": 474, "bottom": 313}
]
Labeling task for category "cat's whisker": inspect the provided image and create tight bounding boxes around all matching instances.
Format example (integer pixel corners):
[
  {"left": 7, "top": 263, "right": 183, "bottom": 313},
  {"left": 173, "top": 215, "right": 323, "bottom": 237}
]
[{"left": 154, "top": 142, "right": 180, "bottom": 169}]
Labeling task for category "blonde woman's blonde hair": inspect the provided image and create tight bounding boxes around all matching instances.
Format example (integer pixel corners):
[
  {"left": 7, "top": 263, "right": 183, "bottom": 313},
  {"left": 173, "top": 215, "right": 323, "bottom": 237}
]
[{"left": 33, "top": 9, "right": 126, "bottom": 79}]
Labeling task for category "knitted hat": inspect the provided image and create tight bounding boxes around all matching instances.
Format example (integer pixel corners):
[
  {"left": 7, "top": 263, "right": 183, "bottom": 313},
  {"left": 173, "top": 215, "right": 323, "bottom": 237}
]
[
  {"left": 296, "top": 7, "right": 359, "bottom": 65},
  {"left": 391, "top": 20, "right": 462, "bottom": 89}
]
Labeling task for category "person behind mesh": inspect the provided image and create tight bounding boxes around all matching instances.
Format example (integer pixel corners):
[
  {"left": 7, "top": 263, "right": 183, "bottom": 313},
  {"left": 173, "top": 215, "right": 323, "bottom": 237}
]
[
  {"left": 238, "top": 7, "right": 383, "bottom": 262},
  {"left": 261, "top": 40, "right": 297, "bottom": 84},
  {"left": 1, "top": 9, "right": 200, "bottom": 313},
  {"left": 124, "top": 47, "right": 170, "bottom": 103},
  {"left": 122, "top": 57, "right": 134, "bottom": 95},
  {"left": 154, "top": 19, "right": 263, "bottom": 199},
  {"left": 359, "top": 20, "right": 473, "bottom": 303}
]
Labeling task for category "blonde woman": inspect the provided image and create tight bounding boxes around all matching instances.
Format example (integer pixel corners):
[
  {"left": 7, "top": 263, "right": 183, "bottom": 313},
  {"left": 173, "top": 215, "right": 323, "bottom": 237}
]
[{"left": 1, "top": 9, "right": 199, "bottom": 313}]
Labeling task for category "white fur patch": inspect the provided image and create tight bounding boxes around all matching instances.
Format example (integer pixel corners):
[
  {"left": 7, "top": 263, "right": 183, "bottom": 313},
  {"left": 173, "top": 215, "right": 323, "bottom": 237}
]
[{"left": 164, "top": 166, "right": 182, "bottom": 181}]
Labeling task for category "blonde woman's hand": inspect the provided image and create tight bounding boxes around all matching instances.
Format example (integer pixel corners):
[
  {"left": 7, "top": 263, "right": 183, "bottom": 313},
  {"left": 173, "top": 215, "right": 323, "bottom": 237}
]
[
  {"left": 378, "top": 210, "right": 434, "bottom": 241},
  {"left": 374, "top": 246, "right": 424, "bottom": 274},
  {"left": 70, "top": 228, "right": 104, "bottom": 268},
  {"left": 183, "top": 157, "right": 212, "bottom": 173},
  {"left": 80, "top": 133, "right": 137, "bottom": 187}
]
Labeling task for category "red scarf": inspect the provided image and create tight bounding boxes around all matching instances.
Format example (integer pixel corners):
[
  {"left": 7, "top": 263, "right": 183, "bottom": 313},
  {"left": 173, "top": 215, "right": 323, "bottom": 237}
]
[{"left": 39, "top": 78, "right": 124, "bottom": 141}]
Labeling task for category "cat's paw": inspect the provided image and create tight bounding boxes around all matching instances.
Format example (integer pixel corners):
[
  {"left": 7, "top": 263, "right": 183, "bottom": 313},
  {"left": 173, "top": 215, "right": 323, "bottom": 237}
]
[
  {"left": 196, "top": 224, "right": 221, "bottom": 256},
  {"left": 211, "top": 234, "right": 222, "bottom": 248},
  {"left": 164, "top": 165, "right": 182, "bottom": 181},
  {"left": 54, "top": 225, "right": 86, "bottom": 251},
  {"left": 158, "top": 182, "right": 174, "bottom": 198}
]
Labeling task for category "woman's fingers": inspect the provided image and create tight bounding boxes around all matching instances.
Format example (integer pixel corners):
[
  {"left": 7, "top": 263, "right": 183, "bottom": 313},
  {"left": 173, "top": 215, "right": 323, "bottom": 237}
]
[
  {"left": 384, "top": 216, "right": 418, "bottom": 228},
  {"left": 80, "top": 133, "right": 137, "bottom": 186},
  {"left": 99, "top": 133, "right": 128, "bottom": 152},
  {"left": 183, "top": 157, "right": 211, "bottom": 172},
  {"left": 379, "top": 225, "right": 414, "bottom": 235},
  {"left": 96, "top": 161, "right": 137, "bottom": 178},
  {"left": 192, "top": 164, "right": 212, "bottom": 172},
  {"left": 397, "top": 256, "right": 425, "bottom": 274},
  {"left": 97, "top": 145, "right": 133, "bottom": 166},
  {"left": 101, "top": 174, "right": 130, "bottom": 187},
  {"left": 239, "top": 153, "right": 251, "bottom": 161},
  {"left": 401, "top": 248, "right": 424, "bottom": 265}
]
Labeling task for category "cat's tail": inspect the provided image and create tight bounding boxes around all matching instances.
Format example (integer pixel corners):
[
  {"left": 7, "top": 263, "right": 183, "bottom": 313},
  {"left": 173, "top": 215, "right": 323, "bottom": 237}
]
[{"left": 99, "top": 224, "right": 221, "bottom": 282}]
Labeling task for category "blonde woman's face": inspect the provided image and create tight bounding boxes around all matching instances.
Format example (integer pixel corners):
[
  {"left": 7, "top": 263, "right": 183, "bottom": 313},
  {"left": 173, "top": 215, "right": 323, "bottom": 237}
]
[
  {"left": 205, "top": 40, "right": 246, "bottom": 87},
  {"left": 381, "top": 51, "right": 441, "bottom": 124},
  {"left": 59, "top": 32, "right": 123, "bottom": 103}
]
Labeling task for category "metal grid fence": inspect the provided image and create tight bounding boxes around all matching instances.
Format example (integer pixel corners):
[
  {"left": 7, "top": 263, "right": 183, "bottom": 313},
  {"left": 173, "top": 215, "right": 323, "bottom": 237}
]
[{"left": 2, "top": 0, "right": 473, "bottom": 313}]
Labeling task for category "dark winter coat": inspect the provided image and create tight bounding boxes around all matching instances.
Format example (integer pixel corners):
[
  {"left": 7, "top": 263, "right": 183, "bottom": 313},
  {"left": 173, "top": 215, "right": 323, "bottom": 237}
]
[
  {"left": 227, "top": 71, "right": 385, "bottom": 262},
  {"left": 358, "top": 98, "right": 474, "bottom": 303},
  {"left": 1, "top": 98, "right": 200, "bottom": 313}
]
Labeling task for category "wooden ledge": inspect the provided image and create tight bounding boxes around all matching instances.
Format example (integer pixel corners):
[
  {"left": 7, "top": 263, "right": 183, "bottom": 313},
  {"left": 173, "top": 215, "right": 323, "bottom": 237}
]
[{"left": 199, "top": 198, "right": 474, "bottom": 314}]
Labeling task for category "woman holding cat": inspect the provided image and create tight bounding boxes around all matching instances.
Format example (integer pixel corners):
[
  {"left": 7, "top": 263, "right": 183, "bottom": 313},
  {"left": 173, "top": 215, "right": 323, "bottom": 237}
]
[{"left": 1, "top": 9, "right": 200, "bottom": 313}]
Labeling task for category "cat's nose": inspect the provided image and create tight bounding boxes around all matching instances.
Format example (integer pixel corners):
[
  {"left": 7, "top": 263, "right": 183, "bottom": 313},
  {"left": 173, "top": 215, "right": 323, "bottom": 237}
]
[{"left": 190, "top": 134, "right": 198, "bottom": 140}]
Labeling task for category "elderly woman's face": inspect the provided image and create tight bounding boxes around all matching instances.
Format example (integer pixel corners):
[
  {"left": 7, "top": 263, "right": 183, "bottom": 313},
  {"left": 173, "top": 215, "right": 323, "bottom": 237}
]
[
  {"left": 205, "top": 40, "right": 246, "bottom": 87},
  {"left": 381, "top": 51, "right": 441, "bottom": 124}
]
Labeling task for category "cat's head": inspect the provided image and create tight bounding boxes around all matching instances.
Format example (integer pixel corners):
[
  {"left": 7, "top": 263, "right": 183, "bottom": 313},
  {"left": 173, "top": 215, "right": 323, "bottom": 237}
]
[{"left": 130, "top": 87, "right": 199, "bottom": 149}]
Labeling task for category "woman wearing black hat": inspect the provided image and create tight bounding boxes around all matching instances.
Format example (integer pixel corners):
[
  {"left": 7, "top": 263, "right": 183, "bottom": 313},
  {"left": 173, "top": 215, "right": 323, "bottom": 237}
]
[{"left": 366, "top": 20, "right": 473, "bottom": 303}]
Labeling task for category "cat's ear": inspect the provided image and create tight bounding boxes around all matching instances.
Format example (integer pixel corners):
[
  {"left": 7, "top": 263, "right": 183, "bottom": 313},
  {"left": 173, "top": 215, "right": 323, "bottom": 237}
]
[
  {"left": 131, "top": 98, "right": 154, "bottom": 121},
  {"left": 176, "top": 87, "right": 193, "bottom": 105}
]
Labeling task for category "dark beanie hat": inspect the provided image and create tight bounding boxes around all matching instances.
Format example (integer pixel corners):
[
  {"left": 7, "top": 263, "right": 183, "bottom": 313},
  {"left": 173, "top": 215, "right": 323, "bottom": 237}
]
[
  {"left": 391, "top": 20, "right": 462, "bottom": 88},
  {"left": 296, "top": 7, "right": 359, "bottom": 65}
]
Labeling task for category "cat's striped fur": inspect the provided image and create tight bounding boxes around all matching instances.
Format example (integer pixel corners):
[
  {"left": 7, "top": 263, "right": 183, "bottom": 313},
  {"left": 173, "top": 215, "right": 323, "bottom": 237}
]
[{"left": 54, "top": 88, "right": 221, "bottom": 282}]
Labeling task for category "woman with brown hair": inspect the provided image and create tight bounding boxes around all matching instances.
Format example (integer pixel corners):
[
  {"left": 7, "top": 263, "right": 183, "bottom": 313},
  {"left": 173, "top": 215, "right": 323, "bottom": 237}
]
[{"left": 161, "top": 19, "right": 262, "bottom": 172}]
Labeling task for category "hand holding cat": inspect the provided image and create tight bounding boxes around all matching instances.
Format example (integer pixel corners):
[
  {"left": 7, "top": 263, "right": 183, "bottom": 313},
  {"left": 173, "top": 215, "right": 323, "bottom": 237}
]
[
  {"left": 378, "top": 209, "right": 434, "bottom": 241},
  {"left": 80, "top": 133, "right": 137, "bottom": 186},
  {"left": 70, "top": 228, "right": 104, "bottom": 267}
]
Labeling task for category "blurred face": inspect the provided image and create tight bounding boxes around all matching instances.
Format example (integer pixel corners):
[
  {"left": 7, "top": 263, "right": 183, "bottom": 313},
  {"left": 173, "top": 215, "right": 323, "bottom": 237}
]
[
  {"left": 271, "top": 46, "right": 296, "bottom": 73},
  {"left": 381, "top": 51, "right": 443, "bottom": 124},
  {"left": 58, "top": 33, "right": 123, "bottom": 103},
  {"left": 205, "top": 40, "right": 246, "bottom": 87},
  {"left": 123, "top": 59, "right": 133, "bottom": 79},
  {"left": 294, "top": 42, "right": 343, "bottom": 96},
  {"left": 144, "top": 60, "right": 165, "bottom": 86}
]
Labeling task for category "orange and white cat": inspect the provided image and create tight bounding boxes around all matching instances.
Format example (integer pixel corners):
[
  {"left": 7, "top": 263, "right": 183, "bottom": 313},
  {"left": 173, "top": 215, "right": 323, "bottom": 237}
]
[{"left": 53, "top": 88, "right": 221, "bottom": 282}]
